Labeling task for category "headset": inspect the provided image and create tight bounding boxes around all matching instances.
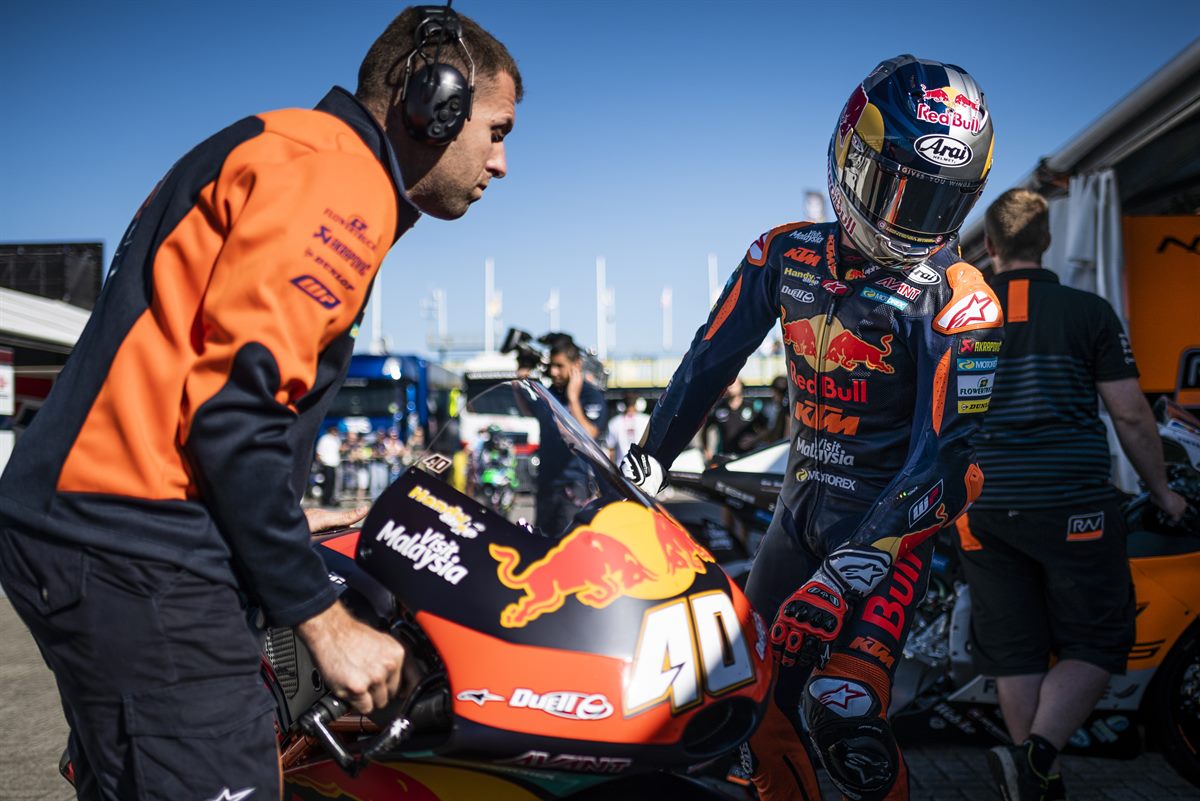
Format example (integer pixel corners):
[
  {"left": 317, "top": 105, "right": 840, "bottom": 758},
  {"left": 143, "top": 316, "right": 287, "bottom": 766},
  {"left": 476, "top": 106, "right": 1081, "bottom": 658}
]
[{"left": 395, "top": 2, "right": 476, "bottom": 146}]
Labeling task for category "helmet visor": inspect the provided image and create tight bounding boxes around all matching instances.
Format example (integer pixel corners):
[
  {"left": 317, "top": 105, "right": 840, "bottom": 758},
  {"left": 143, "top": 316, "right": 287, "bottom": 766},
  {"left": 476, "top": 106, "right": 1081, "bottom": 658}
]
[{"left": 840, "top": 134, "right": 983, "bottom": 244}]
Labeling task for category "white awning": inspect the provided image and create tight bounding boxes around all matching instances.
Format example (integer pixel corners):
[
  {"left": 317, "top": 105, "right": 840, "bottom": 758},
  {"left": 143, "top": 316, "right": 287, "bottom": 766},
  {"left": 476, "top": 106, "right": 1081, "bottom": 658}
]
[{"left": 0, "top": 286, "right": 90, "bottom": 351}]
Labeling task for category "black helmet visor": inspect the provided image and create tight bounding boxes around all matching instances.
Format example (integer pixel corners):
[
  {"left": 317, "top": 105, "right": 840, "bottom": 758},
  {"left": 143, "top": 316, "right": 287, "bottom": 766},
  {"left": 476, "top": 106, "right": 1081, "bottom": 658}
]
[{"left": 840, "top": 134, "right": 984, "bottom": 244}]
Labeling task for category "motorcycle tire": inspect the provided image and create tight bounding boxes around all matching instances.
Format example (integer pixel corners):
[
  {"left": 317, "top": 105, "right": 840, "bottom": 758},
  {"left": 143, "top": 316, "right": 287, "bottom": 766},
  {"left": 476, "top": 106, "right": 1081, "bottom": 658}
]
[{"left": 1146, "top": 621, "right": 1200, "bottom": 788}]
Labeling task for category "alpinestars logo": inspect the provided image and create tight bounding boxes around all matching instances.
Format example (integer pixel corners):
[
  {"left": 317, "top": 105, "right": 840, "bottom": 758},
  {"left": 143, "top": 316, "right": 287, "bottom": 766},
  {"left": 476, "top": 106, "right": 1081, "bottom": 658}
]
[{"left": 205, "top": 789, "right": 254, "bottom": 801}]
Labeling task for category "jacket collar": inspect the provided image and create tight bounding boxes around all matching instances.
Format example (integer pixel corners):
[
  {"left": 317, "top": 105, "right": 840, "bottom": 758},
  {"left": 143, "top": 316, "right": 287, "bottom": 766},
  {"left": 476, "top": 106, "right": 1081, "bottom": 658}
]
[
  {"left": 314, "top": 86, "right": 421, "bottom": 240},
  {"left": 990, "top": 267, "right": 1059, "bottom": 285}
]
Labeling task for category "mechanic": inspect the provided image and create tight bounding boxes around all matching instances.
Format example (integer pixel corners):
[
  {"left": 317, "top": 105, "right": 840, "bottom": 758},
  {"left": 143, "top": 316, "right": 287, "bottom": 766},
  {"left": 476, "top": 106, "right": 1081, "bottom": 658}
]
[
  {"left": 536, "top": 337, "right": 607, "bottom": 537},
  {"left": 622, "top": 55, "right": 999, "bottom": 801},
  {"left": 707, "top": 378, "right": 767, "bottom": 457},
  {"left": 0, "top": 7, "right": 521, "bottom": 800},
  {"left": 958, "top": 188, "right": 1188, "bottom": 801}
]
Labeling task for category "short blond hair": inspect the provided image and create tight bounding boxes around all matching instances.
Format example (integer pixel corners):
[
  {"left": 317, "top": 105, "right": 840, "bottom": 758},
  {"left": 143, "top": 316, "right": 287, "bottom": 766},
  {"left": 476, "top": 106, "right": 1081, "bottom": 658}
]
[{"left": 984, "top": 188, "right": 1051, "bottom": 264}]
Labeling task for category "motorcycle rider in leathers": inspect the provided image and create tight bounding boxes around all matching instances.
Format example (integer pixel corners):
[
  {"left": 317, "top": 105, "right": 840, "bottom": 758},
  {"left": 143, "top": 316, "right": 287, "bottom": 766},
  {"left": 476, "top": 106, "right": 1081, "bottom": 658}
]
[{"left": 621, "top": 56, "right": 1001, "bottom": 801}]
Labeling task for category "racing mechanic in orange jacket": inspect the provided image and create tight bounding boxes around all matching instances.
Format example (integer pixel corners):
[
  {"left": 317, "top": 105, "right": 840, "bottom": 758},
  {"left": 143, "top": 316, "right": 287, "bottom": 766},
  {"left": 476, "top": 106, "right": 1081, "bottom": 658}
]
[
  {"left": 0, "top": 8, "right": 519, "bottom": 800},
  {"left": 621, "top": 56, "right": 1000, "bottom": 801}
]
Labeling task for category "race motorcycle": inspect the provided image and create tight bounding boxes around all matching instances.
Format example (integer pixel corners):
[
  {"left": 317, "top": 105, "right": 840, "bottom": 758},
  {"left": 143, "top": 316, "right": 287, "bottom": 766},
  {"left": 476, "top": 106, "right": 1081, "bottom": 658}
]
[
  {"left": 57, "top": 380, "right": 775, "bottom": 800},
  {"left": 673, "top": 397, "right": 1200, "bottom": 787},
  {"left": 473, "top": 428, "right": 520, "bottom": 515}
]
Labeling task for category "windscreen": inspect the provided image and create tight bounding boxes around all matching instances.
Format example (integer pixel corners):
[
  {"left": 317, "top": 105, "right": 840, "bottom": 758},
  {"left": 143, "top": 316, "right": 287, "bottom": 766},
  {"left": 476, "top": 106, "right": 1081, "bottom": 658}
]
[{"left": 410, "top": 379, "right": 657, "bottom": 538}]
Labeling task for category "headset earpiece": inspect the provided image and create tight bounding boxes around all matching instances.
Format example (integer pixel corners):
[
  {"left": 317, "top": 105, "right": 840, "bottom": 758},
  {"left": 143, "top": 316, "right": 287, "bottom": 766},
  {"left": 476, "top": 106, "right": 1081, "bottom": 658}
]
[
  {"left": 399, "top": 5, "right": 475, "bottom": 146},
  {"left": 403, "top": 62, "right": 472, "bottom": 145}
]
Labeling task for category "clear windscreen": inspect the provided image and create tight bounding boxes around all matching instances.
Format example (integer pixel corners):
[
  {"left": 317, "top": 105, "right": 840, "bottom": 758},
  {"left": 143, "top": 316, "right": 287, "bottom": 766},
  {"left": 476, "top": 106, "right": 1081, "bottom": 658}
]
[{"left": 409, "top": 379, "right": 657, "bottom": 538}]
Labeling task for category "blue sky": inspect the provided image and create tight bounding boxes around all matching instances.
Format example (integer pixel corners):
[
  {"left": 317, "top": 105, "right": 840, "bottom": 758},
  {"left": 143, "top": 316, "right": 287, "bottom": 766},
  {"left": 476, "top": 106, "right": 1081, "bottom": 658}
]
[{"left": 2, "top": 2, "right": 1197, "bottom": 359}]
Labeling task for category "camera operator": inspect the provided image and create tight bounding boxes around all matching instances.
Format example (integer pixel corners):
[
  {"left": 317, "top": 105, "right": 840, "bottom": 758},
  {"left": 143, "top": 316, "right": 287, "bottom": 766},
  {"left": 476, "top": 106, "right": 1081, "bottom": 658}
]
[{"left": 536, "top": 338, "right": 606, "bottom": 536}]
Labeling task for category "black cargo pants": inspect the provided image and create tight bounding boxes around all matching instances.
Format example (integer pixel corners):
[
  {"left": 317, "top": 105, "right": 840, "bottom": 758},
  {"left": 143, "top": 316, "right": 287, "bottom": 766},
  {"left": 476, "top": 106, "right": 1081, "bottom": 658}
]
[{"left": 0, "top": 526, "right": 280, "bottom": 801}]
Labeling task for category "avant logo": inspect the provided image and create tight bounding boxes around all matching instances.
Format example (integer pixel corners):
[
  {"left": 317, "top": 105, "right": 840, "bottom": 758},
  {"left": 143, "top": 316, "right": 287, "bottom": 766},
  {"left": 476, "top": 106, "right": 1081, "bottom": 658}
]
[{"left": 1157, "top": 236, "right": 1200, "bottom": 256}]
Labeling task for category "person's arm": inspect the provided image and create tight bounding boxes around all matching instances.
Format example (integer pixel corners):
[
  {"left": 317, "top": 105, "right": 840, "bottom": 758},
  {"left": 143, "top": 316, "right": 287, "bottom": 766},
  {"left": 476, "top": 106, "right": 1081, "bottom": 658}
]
[
  {"left": 565, "top": 366, "right": 601, "bottom": 439},
  {"left": 640, "top": 231, "right": 784, "bottom": 467},
  {"left": 179, "top": 147, "right": 404, "bottom": 712},
  {"left": 1098, "top": 378, "right": 1188, "bottom": 520},
  {"left": 845, "top": 263, "right": 1002, "bottom": 559}
]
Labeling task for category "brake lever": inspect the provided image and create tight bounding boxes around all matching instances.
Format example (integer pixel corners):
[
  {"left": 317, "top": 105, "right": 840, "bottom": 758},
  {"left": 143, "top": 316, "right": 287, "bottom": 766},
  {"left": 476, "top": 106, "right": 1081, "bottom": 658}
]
[{"left": 299, "top": 695, "right": 358, "bottom": 775}]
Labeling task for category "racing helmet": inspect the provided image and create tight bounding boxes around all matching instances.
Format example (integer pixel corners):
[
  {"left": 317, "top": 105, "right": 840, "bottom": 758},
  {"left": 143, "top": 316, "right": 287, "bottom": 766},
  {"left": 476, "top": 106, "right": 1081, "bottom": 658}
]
[{"left": 828, "top": 55, "right": 994, "bottom": 267}]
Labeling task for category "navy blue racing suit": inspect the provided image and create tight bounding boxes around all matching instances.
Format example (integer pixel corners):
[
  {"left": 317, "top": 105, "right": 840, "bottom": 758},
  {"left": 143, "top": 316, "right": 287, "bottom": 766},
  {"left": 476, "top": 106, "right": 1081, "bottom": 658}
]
[{"left": 641, "top": 221, "right": 1003, "bottom": 801}]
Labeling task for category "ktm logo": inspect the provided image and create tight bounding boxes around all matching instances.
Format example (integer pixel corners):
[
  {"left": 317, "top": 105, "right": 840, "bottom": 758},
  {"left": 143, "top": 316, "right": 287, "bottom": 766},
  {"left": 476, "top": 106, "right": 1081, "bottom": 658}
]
[
  {"left": 849, "top": 636, "right": 895, "bottom": 668},
  {"left": 784, "top": 247, "right": 822, "bottom": 267},
  {"left": 1157, "top": 236, "right": 1200, "bottom": 256},
  {"left": 289, "top": 275, "right": 341, "bottom": 309},
  {"left": 794, "top": 400, "right": 860, "bottom": 435}
]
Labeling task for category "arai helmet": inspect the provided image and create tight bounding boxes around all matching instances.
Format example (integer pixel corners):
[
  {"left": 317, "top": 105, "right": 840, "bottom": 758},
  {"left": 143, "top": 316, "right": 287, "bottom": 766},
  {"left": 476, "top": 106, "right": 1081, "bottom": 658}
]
[{"left": 828, "top": 55, "right": 994, "bottom": 267}]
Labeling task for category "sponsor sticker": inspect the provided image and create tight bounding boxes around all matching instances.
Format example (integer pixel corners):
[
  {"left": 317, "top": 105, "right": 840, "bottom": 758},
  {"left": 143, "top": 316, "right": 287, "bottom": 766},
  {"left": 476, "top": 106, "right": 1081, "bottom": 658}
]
[
  {"left": 784, "top": 247, "right": 822, "bottom": 267},
  {"left": 375, "top": 520, "right": 469, "bottom": 584},
  {"left": 908, "top": 480, "right": 944, "bottom": 526},
  {"left": 789, "top": 366, "right": 869, "bottom": 404},
  {"left": 876, "top": 276, "right": 922, "bottom": 300},
  {"left": 457, "top": 689, "right": 505, "bottom": 706},
  {"left": 497, "top": 751, "right": 632, "bottom": 774},
  {"left": 781, "top": 285, "right": 815, "bottom": 303},
  {"left": 934, "top": 290, "right": 1001, "bottom": 334},
  {"left": 957, "top": 399, "right": 990, "bottom": 414},
  {"left": 808, "top": 678, "right": 874, "bottom": 718},
  {"left": 957, "top": 357, "right": 998, "bottom": 371},
  {"left": 409, "top": 484, "right": 485, "bottom": 537},
  {"left": 795, "top": 438, "right": 856, "bottom": 466},
  {"left": 1066, "top": 511, "right": 1104, "bottom": 541},
  {"left": 289, "top": 274, "right": 341, "bottom": 309},
  {"left": 959, "top": 337, "right": 1001, "bottom": 354},
  {"left": 509, "top": 688, "right": 614, "bottom": 721},
  {"left": 313, "top": 225, "right": 372, "bottom": 276},
  {"left": 784, "top": 267, "right": 821, "bottom": 286},
  {"left": 861, "top": 286, "right": 910, "bottom": 311},
  {"left": 795, "top": 468, "right": 857, "bottom": 492},
  {"left": 903, "top": 263, "right": 942, "bottom": 285},
  {"left": 821, "top": 279, "right": 850, "bottom": 296},
  {"left": 957, "top": 373, "right": 995, "bottom": 398},
  {"left": 794, "top": 401, "right": 860, "bottom": 436},
  {"left": 789, "top": 228, "right": 825, "bottom": 244},
  {"left": 915, "top": 134, "right": 973, "bottom": 167}
]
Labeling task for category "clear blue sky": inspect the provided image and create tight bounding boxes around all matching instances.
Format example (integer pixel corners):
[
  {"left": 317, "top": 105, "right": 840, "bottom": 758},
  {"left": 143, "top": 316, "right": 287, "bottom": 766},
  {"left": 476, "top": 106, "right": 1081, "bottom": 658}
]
[{"left": 2, "top": 2, "right": 1197, "bottom": 358}]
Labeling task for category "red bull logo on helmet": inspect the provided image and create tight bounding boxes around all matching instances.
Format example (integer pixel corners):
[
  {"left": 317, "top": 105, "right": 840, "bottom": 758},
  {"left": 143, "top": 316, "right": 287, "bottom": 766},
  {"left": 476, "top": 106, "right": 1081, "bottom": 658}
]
[
  {"left": 489, "top": 502, "right": 715, "bottom": 628},
  {"left": 780, "top": 309, "right": 894, "bottom": 375},
  {"left": 916, "top": 84, "right": 987, "bottom": 134}
]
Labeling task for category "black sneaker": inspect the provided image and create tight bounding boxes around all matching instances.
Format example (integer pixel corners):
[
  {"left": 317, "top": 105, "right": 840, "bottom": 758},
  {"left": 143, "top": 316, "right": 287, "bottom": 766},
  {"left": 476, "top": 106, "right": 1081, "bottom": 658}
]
[
  {"left": 986, "top": 743, "right": 1050, "bottom": 801},
  {"left": 1044, "top": 774, "right": 1068, "bottom": 801}
]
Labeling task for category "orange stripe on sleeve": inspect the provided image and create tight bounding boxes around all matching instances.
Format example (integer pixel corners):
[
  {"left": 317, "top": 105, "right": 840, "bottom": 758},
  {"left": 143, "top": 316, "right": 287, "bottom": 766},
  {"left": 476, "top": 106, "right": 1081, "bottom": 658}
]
[
  {"left": 956, "top": 514, "right": 982, "bottom": 551},
  {"left": 1007, "top": 278, "right": 1029, "bottom": 323},
  {"left": 931, "top": 348, "right": 951, "bottom": 435},
  {"left": 704, "top": 274, "right": 743, "bottom": 341}
]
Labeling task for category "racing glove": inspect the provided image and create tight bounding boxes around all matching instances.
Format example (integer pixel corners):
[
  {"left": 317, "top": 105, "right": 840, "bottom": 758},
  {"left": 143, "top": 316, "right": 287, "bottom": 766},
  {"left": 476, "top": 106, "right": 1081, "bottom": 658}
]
[
  {"left": 770, "top": 545, "right": 892, "bottom": 668},
  {"left": 620, "top": 443, "right": 668, "bottom": 497}
]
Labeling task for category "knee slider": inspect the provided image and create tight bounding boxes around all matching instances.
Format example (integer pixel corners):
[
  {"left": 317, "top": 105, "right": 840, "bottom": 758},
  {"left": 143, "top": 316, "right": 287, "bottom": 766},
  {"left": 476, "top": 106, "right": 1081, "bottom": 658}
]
[{"left": 802, "top": 676, "right": 899, "bottom": 801}]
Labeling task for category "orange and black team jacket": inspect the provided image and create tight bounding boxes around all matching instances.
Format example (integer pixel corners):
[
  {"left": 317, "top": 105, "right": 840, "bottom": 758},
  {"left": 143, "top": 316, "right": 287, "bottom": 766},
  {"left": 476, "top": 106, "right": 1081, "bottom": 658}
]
[
  {"left": 642, "top": 222, "right": 1003, "bottom": 565},
  {"left": 0, "top": 88, "right": 421, "bottom": 626}
]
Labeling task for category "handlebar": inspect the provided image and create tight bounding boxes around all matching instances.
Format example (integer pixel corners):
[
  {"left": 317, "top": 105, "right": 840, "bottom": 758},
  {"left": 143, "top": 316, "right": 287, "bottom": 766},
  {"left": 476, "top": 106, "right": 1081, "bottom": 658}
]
[{"left": 299, "top": 671, "right": 446, "bottom": 777}]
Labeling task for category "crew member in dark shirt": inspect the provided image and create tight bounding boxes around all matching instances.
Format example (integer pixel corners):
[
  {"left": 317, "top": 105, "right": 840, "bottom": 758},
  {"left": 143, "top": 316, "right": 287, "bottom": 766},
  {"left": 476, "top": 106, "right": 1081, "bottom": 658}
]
[
  {"left": 958, "top": 188, "right": 1187, "bottom": 801},
  {"left": 535, "top": 338, "right": 606, "bottom": 536}
]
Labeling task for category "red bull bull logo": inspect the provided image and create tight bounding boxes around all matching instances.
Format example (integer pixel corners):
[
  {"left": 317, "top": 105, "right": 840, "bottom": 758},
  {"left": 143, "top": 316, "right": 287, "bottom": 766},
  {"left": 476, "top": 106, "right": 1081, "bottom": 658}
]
[
  {"left": 916, "top": 84, "right": 986, "bottom": 134},
  {"left": 780, "top": 309, "right": 894, "bottom": 375},
  {"left": 489, "top": 503, "right": 714, "bottom": 628}
]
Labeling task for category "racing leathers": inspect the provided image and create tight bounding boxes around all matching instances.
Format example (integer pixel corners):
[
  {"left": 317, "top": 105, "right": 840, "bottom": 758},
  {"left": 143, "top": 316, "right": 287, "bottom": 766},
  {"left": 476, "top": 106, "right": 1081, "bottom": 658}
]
[{"left": 640, "top": 221, "right": 1002, "bottom": 801}]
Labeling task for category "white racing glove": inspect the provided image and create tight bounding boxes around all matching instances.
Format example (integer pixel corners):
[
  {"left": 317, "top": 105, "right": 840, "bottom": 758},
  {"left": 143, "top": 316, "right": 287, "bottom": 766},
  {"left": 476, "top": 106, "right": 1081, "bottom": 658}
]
[{"left": 620, "top": 444, "right": 668, "bottom": 497}]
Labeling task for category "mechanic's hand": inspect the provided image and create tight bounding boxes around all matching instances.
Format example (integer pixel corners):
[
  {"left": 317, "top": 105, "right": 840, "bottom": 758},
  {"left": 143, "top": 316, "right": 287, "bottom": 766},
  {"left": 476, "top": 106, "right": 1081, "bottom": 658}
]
[
  {"left": 297, "top": 602, "right": 405, "bottom": 715},
  {"left": 567, "top": 364, "right": 584, "bottom": 403},
  {"left": 769, "top": 545, "right": 892, "bottom": 668},
  {"left": 305, "top": 504, "right": 370, "bottom": 534},
  {"left": 1152, "top": 489, "right": 1190, "bottom": 525},
  {"left": 621, "top": 443, "right": 668, "bottom": 496}
]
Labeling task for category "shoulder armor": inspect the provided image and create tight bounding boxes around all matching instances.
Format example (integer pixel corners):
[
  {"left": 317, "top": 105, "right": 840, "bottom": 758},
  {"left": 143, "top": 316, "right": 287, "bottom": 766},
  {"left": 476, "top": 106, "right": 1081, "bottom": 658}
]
[{"left": 931, "top": 262, "right": 1003, "bottom": 334}]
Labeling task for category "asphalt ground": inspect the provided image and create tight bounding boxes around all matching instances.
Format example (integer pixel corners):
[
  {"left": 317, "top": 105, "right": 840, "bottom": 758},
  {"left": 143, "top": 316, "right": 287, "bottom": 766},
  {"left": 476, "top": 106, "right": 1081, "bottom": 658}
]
[{"left": 4, "top": 598, "right": 1199, "bottom": 801}]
